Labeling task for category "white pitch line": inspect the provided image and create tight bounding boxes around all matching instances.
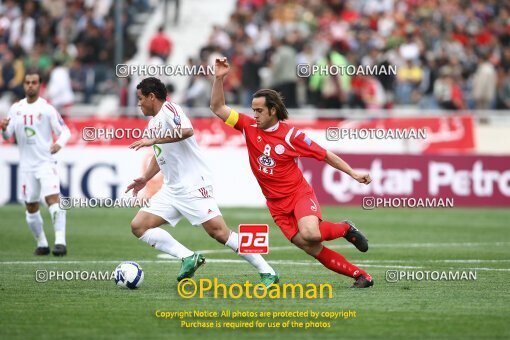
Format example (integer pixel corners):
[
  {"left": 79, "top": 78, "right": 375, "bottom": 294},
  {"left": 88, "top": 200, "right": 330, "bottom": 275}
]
[
  {"left": 156, "top": 254, "right": 510, "bottom": 264},
  {"left": 195, "top": 241, "right": 510, "bottom": 255},
  {"left": 326, "top": 259, "right": 510, "bottom": 263},
  {"left": 3, "top": 257, "right": 509, "bottom": 272},
  {"left": 3, "top": 257, "right": 508, "bottom": 265},
  {"left": 0, "top": 258, "right": 423, "bottom": 270},
  {"left": 457, "top": 267, "right": 510, "bottom": 272},
  {"left": 0, "top": 260, "right": 136, "bottom": 265},
  {"left": 5, "top": 241, "right": 503, "bottom": 264}
]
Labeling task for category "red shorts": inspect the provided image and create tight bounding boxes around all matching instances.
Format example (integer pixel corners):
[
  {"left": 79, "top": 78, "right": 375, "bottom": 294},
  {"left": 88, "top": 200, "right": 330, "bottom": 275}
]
[{"left": 266, "top": 186, "right": 322, "bottom": 241}]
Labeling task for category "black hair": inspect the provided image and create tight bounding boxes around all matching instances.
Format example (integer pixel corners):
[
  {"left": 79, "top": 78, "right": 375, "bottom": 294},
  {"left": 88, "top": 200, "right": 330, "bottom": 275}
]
[{"left": 136, "top": 77, "right": 167, "bottom": 100}]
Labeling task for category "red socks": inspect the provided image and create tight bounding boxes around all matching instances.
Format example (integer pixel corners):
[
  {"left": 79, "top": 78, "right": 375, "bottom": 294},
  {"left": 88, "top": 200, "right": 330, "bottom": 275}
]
[
  {"left": 319, "top": 221, "right": 349, "bottom": 241},
  {"left": 316, "top": 246, "right": 369, "bottom": 279},
  {"left": 315, "top": 221, "right": 371, "bottom": 280}
]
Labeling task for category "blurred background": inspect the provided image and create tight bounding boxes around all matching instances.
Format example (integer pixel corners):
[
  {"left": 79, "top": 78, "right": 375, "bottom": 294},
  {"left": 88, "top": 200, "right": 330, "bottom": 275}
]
[{"left": 1, "top": 0, "right": 509, "bottom": 207}]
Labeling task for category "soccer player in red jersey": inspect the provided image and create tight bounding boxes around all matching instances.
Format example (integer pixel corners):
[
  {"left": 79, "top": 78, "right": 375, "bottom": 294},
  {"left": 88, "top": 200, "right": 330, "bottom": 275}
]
[{"left": 210, "top": 58, "right": 374, "bottom": 288}]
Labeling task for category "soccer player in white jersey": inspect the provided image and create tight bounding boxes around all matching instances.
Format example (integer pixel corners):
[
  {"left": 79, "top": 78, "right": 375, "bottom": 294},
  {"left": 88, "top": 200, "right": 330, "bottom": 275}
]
[
  {"left": 126, "top": 77, "right": 279, "bottom": 286},
  {"left": 0, "top": 73, "right": 71, "bottom": 256}
]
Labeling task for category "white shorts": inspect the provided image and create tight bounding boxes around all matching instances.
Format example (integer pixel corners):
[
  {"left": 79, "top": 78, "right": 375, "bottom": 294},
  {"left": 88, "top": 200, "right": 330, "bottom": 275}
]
[
  {"left": 141, "top": 185, "right": 222, "bottom": 226},
  {"left": 20, "top": 165, "right": 60, "bottom": 203}
]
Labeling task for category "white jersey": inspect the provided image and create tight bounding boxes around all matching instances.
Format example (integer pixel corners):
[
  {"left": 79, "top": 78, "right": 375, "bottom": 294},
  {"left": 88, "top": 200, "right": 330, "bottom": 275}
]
[
  {"left": 148, "top": 101, "right": 212, "bottom": 194},
  {"left": 2, "top": 97, "right": 71, "bottom": 171}
]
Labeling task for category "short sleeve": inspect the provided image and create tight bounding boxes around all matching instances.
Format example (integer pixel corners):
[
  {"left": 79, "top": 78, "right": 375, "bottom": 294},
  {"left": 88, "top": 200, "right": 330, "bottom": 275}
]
[
  {"left": 48, "top": 103, "right": 71, "bottom": 146},
  {"left": 163, "top": 102, "right": 192, "bottom": 129},
  {"left": 225, "top": 109, "right": 255, "bottom": 133},
  {"left": 290, "top": 130, "right": 327, "bottom": 161},
  {"left": 48, "top": 104, "right": 66, "bottom": 135}
]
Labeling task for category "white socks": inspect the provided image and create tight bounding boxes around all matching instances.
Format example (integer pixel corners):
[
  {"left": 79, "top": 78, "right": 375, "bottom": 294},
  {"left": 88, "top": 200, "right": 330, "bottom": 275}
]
[
  {"left": 26, "top": 205, "right": 66, "bottom": 248},
  {"left": 26, "top": 210, "right": 48, "bottom": 247},
  {"left": 225, "top": 231, "right": 275, "bottom": 275},
  {"left": 49, "top": 203, "right": 66, "bottom": 245},
  {"left": 139, "top": 227, "right": 194, "bottom": 259},
  {"left": 138, "top": 228, "right": 276, "bottom": 275}
]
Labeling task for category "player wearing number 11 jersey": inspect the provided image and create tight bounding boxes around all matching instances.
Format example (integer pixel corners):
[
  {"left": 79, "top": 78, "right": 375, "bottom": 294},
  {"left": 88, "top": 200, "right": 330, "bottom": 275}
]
[
  {"left": 0, "top": 73, "right": 70, "bottom": 256},
  {"left": 211, "top": 58, "right": 374, "bottom": 288}
]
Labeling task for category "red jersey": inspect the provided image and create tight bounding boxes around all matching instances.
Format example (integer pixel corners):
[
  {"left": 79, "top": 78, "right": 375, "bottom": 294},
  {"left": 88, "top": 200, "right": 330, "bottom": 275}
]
[{"left": 225, "top": 110, "right": 327, "bottom": 199}]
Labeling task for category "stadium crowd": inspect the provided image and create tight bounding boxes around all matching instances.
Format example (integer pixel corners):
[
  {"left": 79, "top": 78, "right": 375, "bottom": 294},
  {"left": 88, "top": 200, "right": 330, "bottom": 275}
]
[
  {"left": 1, "top": 0, "right": 509, "bottom": 113},
  {"left": 0, "top": 0, "right": 149, "bottom": 112},
  {"left": 192, "top": 0, "right": 510, "bottom": 110}
]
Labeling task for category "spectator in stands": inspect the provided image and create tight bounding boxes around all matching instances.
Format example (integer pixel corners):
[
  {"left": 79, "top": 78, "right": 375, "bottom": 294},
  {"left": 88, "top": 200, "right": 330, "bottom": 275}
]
[
  {"left": 47, "top": 60, "right": 74, "bottom": 117},
  {"left": 200, "top": 0, "right": 510, "bottom": 112},
  {"left": 433, "top": 66, "right": 465, "bottom": 110},
  {"left": 418, "top": 53, "right": 440, "bottom": 109},
  {"left": 0, "top": 0, "right": 148, "bottom": 108},
  {"left": 241, "top": 48, "right": 262, "bottom": 107},
  {"left": 269, "top": 38, "right": 298, "bottom": 108},
  {"left": 162, "top": 0, "right": 180, "bottom": 26},
  {"left": 36, "top": 13, "right": 53, "bottom": 47},
  {"left": 53, "top": 38, "right": 77, "bottom": 67},
  {"left": 0, "top": 49, "right": 24, "bottom": 99},
  {"left": 376, "top": 49, "right": 396, "bottom": 108},
  {"left": 69, "top": 59, "right": 93, "bottom": 104},
  {"left": 149, "top": 26, "right": 173, "bottom": 61},
  {"left": 0, "top": 0, "right": 21, "bottom": 21},
  {"left": 56, "top": 14, "right": 78, "bottom": 46},
  {"left": 24, "top": 42, "right": 52, "bottom": 77},
  {"left": 472, "top": 52, "right": 497, "bottom": 110},
  {"left": 495, "top": 66, "right": 510, "bottom": 110},
  {"left": 399, "top": 31, "right": 422, "bottom": 62},
  {"left": 41, "top": 0, "right": 66, "bottom": 20},
  {"left": 208, "top": 25, "right": 232, "bottom": 51},
  {"left": 310, "top": 47, "right": 351, "bottom": 108},
  {"left": 396, "top": 59, "right": 423, "bottom": 105},
  {"left": 185, "top": 73, "right": 210, "bottom": 107},
  {"left": 8, "top": 6, "right": 35, "bottom": 55},
  {"left": 296, "top": 43, "right": 317, "bottom": 106},
  {"left": 0, "top": 14, "right": 10, "bottom": 45},
  {"left": 500, "top": 46, "right": 510, "bottom": 71},
  {"left": 75, "top": 22, "right": 106, "bottom": 65},
  {"left": 351, "top": 74, "right": 386, "bottom": 109},
  {"left": 318, "top": 53, "right": 345, "bottom": 109},
  {"left": 76, "top": 7, "right": 104, "bottom": 33}
]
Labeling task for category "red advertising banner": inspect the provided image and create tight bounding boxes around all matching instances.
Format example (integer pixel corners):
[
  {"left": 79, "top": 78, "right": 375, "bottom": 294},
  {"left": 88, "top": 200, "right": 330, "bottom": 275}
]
[
  {"left": 334, "top": 115, "right": 475, "bottom": 153},
  {"left": 2, "top": 115, "right": 475, "bottom": 153},
  {"left": 300, "top": 153, "right": 510, "bottom": 207}
]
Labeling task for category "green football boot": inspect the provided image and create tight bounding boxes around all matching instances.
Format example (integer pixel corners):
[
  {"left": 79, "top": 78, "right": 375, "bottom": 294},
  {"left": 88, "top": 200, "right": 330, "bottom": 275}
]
[
  {"left": 259, "top": 272, "right": 280, "bottom": 289},
  {"left": 177, "top": 253, "right": 205, "bottom": 281}
]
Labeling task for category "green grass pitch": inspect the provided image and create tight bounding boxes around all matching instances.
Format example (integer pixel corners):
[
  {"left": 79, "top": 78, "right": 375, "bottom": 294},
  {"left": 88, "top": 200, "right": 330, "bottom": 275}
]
[{"left": 0, "top": 205, "right": 509, "bottom": 339}]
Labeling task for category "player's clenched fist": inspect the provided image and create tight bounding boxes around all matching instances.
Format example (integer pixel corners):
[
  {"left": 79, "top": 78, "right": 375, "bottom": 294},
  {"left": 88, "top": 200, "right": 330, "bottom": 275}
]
[
  {"left": 352, "top": 172, "right": 371, "bottom": 185},
  {"left": 50, "top": 143, "right": 62, "bottom": 154},
  {"left": 0, "top": 117, "right": 10, "bottom": 130},
  {"left": 214, "top": 58, "right": 230, "bottom": 78}
]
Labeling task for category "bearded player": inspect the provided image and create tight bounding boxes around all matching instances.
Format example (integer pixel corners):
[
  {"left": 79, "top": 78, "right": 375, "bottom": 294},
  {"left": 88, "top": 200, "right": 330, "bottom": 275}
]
[
  {"left": 126, "top": 77, "right": 278, "bottom": 287},
  {"left": 210, "top": 58, "right": 373, "bottom": 288},
  {"left": 0, "top": 73, "right": 70, "bottom": 256}
]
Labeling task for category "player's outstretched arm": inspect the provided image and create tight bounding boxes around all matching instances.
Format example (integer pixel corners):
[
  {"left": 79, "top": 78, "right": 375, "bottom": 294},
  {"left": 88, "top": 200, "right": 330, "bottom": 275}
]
[
  {"left": 129, "top": 128, "right": 194, "bottom": 150},
  {"left": 125, "top": 156, "right": 160, "bottom": 196},
  {"left": 210, "top": 57, "right": 232, "bottom": 122},
  {"left": 324, "top": 150, "right": 372, "bottom": 184}
]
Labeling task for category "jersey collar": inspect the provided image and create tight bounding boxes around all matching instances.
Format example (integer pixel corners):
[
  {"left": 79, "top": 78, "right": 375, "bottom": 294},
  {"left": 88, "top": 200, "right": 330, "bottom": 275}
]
[{"left": 263, "top": 121, "right": 280, "bottom": 132}]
